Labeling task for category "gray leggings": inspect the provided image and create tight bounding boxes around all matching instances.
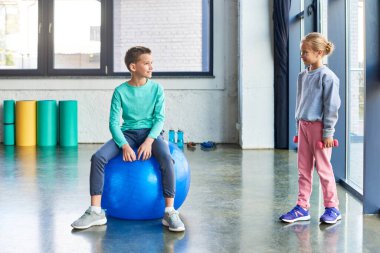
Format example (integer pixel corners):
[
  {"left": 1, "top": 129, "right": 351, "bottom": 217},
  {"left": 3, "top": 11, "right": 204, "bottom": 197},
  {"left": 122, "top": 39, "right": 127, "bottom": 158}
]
[{"left": 90, "top": 128, "right": 175, "bottom": 198}]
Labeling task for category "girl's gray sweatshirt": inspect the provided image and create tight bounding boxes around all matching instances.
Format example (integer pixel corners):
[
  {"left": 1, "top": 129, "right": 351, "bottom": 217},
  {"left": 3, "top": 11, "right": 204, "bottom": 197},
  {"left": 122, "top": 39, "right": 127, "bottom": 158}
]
[{"left": 295, "top": 65, "right": 341, "bottom": 138}]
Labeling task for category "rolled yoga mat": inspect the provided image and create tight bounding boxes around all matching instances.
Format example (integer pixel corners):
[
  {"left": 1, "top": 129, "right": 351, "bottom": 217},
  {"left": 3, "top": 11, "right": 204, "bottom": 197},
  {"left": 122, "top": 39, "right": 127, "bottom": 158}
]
[
  {"left": 37, "top": 100, "right": 58, "bottom": 146},
  {"left": 4, "top": 124, "right": 15, "bottom": 146},
  {"left": 3, "top": 100, "right": 15, "bottom": 145},
  {"left": 3, "top": 100, "right": 15, "bottom": 124},
  {"left": 16, "top": 100, "right": 37, "bottom": 146},
  {"left": 59, "top": 100, "right": 78, "bottom": 147}
]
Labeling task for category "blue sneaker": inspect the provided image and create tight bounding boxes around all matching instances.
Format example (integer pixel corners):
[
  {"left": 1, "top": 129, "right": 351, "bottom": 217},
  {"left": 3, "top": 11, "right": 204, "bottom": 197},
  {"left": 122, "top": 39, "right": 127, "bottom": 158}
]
[
  {"left": 279, "top": 205, "right": 311, "bottom": 223},
  {"left": 320, "top": 207, "right": 341, "bottom": 224},
  {"left": 200, "top": 141, "right": 216, "bottom": 151}
]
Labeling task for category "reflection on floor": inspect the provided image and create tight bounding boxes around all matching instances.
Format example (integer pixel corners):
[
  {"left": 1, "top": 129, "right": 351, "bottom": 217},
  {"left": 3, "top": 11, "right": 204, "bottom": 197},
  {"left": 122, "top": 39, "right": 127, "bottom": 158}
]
[{"left": 0, "top": 144, "right": 379, "bottom": 253}]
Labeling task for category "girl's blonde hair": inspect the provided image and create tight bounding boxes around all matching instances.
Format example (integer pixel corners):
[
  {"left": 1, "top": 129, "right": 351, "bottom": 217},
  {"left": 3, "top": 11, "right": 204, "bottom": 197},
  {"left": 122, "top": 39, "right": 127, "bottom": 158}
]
[{"left": 301, "top": 32, "right": 335, "bottom": 56}]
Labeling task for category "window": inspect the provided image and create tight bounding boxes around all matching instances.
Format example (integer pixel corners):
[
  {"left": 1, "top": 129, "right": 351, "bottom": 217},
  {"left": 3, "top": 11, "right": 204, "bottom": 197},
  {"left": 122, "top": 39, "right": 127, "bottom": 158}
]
[
  {"left": 346, "top": 0, "right": 365, "bottom": 191},
  {"left": 112, "top": 0, "right": 211, "bottom": 74},
  {"left": 0, "top": 0, "right": 38, "bottom": 70},
  {"left": 319, "top": 0, "right": 328, "bottom": 65},
  {"left": 0, "top": 0, "right": 213, "bottom": 76},
  {"left": 53, "top": 0, "right": 101, "bottom": 69}
]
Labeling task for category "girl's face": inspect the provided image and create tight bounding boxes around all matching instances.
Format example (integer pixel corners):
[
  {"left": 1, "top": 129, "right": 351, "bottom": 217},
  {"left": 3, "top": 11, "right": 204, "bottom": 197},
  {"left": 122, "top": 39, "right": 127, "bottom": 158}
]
[
  {"left": 131, "top": 53, "right": 153, "bottom": 78},
  {"left": 300, "top": 42, "right": 323, "bottom": 67}
]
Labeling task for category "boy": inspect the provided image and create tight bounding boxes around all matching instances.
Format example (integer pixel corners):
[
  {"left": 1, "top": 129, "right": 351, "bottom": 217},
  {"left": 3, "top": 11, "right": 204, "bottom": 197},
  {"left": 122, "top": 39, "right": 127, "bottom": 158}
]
[{"left": 71, "top": 46, "right": 185, "bottom": 232}]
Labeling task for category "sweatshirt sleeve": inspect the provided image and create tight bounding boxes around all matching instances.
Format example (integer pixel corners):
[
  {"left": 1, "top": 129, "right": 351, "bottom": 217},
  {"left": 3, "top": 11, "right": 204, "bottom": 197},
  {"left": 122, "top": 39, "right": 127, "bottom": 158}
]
[
  {"left": 109, "top": 89, "right": 128, "bottom": 147},
  {"left": 295, "top": 73, "right": 302, "bottom": 135},
  {"left": 148, "top": 85, "right": 165, "bottom": 139},
  {"left": 322, "top": 75, "right": 341, "bottom": 138}
]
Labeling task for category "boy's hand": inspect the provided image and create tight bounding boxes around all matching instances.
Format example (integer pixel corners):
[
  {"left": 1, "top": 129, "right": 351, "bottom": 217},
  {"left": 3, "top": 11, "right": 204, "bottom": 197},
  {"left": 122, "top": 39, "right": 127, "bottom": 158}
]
[
  {"left": 122, "top": 144, "right": 136, "bottom": 162},
  {"left": 323, "top": 137, "right": 334, "bottom": 148},
  {"left": 138, "top": 137, "right": 154, "bottom": 160}
]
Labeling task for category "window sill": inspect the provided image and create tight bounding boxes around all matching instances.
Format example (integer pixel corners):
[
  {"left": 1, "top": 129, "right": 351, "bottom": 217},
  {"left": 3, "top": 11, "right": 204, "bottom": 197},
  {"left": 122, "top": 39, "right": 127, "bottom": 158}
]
[{"left": 0, "top": 75, "right": 222, "bottom": 90}]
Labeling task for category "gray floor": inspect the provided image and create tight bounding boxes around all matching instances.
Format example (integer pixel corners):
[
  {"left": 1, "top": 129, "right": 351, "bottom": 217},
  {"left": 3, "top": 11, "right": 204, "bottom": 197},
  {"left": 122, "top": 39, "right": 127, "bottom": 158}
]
[{"left": 1, "top": 144, "right": 380, "bottom": 253}]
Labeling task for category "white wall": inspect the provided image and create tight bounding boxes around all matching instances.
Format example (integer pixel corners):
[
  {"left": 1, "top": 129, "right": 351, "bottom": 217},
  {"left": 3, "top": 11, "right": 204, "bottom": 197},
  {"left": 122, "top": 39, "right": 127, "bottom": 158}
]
[
  {"left": 238, "top": 0, "right": 274, "bottom": 149},
  {"left": 0, "top": 0, "right": 240, "bottom": 145}
]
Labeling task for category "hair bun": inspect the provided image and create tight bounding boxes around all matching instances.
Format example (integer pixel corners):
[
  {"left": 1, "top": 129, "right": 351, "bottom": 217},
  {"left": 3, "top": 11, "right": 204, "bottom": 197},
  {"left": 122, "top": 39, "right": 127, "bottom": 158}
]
[{"left": 325, "top": 41, "right": 335, "bottom": 55}]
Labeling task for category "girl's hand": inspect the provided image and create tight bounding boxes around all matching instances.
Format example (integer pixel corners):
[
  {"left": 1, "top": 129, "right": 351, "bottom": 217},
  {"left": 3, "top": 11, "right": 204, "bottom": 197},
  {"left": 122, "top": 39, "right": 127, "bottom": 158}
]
[
  {"left": 122, "top": 144, "right": 136, "bottom": 162},
  {"left": 138, "top": 137, "right": 154, "bottom": 160},
  {"left": 323, "top": 137, "right": 334, "bottom": 148}
]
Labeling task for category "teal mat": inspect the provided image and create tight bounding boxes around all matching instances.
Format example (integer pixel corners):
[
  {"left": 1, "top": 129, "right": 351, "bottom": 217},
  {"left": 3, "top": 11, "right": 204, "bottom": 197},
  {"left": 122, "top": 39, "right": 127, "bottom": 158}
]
[
  {"left": 37, "top": 100, "right": 58, "bottom": 146},
  {"left": 3, "top": 100, "right": 15, "bottom": 124},
  {"left": 59, "top": 100, "right": 78, "bottom": 147},
  {"left": 4, "top": 124, "right": 15, "bottom": 146}
]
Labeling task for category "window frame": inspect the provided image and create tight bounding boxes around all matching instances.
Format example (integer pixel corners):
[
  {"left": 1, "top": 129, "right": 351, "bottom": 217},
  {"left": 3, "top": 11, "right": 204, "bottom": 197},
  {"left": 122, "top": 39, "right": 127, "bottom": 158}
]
[{"left": 0, "top": 0, "right": 214, "bottom": 77}]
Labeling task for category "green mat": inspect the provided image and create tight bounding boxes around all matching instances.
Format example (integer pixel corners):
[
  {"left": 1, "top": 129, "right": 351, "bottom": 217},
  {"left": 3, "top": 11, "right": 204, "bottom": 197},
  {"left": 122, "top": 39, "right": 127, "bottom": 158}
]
[
  {"left": 4, "top": 124, "right": 15, "bottom": 146},
  {"left": 37, "top": 100, "right": 58, "bottom": 146},
  {"left": 3, "top": 100, "right": 15, "bottom": 145},
  {"left": 59, "top": 100, "right": 78, "bottom": 147},
  {"left": 3, "top": 100, "right": 15, "bottom": 124}
]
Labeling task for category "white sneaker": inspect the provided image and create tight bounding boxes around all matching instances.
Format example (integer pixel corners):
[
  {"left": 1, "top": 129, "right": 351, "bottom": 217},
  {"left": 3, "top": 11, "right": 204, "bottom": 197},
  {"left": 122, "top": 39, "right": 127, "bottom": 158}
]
[
  {"left": 162, "top": 210, "right": 185, "bottom": 232},
  {"left": 71, "top": 208, "right": 107, "bottom": 230}
]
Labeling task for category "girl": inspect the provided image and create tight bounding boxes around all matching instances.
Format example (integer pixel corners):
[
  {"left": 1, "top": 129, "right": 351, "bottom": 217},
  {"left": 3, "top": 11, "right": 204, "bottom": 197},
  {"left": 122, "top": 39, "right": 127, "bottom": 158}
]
[{"left": 280, "top": 33, "right": 341, "bottom": 224}]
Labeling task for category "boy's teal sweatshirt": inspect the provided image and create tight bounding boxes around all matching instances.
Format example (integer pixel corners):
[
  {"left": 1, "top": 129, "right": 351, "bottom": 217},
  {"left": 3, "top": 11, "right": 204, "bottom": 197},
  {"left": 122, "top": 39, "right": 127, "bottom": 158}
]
[{"left": 109, "top": 79, "right": 165, "bottom": 147}]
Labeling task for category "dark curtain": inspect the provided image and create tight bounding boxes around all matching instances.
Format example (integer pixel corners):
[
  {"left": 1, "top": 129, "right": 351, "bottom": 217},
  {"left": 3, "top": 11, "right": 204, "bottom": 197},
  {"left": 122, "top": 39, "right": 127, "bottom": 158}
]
[{"left": 273, "top": 0, "right": 291, "bottom": 149}]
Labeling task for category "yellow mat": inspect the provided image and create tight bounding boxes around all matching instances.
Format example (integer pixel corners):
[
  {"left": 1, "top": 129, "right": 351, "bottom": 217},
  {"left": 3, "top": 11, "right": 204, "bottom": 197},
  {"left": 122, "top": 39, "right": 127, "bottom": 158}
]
[{"left": 16, "top": 100, "right": 37, "bottom": 146}]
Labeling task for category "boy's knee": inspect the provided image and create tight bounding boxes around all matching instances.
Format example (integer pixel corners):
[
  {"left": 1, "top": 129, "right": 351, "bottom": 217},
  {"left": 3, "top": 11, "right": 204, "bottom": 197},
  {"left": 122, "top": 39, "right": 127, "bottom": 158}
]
[{"left": 91, "top": 152, "right": 107, "bottom": 164}]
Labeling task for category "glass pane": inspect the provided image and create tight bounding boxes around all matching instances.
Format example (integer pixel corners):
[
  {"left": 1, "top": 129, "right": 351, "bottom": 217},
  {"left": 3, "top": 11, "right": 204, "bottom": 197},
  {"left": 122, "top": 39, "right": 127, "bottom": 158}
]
[
  {"left": 54, "top": 0, "right": 101, "bottom": 69},
  {"left": 320, "top": 0, "right": 328, "bottom": 65},
  {"left": 113, "top": 0, "right": 210, "bottom": 73},
  {"left": 347, "top": 0, "right": 365, "bottom": 190},
  {"left": 320, "top": 0, "right": 328, "bottom": 36},
  {"left": 0, "top": 0, "right": 38, "bottom": 69}
]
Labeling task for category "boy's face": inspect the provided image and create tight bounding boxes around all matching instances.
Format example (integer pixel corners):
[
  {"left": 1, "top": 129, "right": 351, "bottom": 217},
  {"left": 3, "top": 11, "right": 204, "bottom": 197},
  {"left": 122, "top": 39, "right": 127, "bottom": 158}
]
[
  {"left": 130, "top": 53, "right": 153, "bottom": 78},
  {"left": 300, "top": 42, "right": 323, "bottom": 66}
]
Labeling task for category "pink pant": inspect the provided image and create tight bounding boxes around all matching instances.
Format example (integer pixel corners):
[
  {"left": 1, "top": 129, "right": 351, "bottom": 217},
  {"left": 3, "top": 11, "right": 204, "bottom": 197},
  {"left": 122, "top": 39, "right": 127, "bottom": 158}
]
[{"left": 297, "top": 120, "right": 339, "bottom": 209}]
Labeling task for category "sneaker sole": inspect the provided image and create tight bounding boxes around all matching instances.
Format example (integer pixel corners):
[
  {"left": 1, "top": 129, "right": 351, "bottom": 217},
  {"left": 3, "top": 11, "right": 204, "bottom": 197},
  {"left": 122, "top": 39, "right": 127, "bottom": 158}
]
[
  {"left": 320, "top": 215, "right": 342, "bottom": 224},
  {"left": 71, "top": 218, "right": 107, "bottom": 230},
  {"left": 162, "top": 219, "right": 185, "bottom": 232},
  {"left": 281, "top": 215, "right": 311, "bottom": 223}
]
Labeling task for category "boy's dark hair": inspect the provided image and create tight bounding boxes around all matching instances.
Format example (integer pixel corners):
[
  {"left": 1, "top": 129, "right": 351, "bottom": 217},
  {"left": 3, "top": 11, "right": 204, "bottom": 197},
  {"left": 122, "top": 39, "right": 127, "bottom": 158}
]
[{"left": 124, "top": 46, "right": 151, "bottom": 71}]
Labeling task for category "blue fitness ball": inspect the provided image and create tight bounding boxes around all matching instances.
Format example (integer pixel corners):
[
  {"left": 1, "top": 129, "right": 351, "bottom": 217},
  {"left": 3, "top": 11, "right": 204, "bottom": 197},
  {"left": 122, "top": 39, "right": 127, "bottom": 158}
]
[{"left": 101, "top": 142, "right": 190, "bottom": 220}]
